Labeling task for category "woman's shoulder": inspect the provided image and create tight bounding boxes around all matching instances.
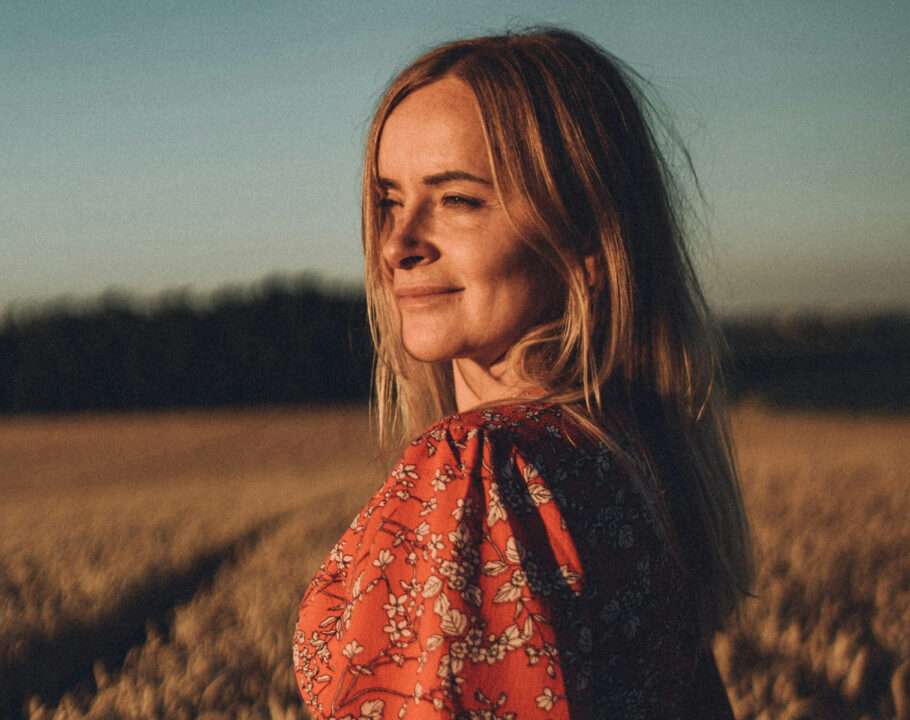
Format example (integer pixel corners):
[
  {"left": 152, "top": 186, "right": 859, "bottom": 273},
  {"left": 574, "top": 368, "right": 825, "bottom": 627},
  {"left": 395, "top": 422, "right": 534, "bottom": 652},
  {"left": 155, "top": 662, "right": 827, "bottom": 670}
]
[
  {"left": 389, "top": 400, "right": 644, "bottom": 513},
  {"left": 393, "top": 400, "right": 635, "bottom": 523},
  {"left": 404, "top": 400, "right": 574, "bottom": 463}
]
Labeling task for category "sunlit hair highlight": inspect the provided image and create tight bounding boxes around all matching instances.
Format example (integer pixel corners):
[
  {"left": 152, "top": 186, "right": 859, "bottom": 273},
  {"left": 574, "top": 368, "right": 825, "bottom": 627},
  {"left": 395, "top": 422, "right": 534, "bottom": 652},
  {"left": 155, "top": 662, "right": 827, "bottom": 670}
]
[{"left": 362, "top": 28, "right": 752, "bottom": 634}]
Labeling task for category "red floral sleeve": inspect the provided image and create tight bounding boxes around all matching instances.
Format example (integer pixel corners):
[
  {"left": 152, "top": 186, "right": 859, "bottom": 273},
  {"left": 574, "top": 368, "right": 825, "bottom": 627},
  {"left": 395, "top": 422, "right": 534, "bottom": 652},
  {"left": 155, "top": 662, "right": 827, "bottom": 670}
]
[{"left": 293, "top": 404, "right": 700, "bottom": 720}]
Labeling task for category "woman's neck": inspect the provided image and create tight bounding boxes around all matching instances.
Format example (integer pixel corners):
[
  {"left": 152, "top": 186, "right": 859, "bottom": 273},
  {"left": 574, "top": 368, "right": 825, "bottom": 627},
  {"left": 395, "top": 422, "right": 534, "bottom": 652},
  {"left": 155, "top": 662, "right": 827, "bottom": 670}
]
[{"left": 452, "top": 358, "right": 536, "bottom": 411}]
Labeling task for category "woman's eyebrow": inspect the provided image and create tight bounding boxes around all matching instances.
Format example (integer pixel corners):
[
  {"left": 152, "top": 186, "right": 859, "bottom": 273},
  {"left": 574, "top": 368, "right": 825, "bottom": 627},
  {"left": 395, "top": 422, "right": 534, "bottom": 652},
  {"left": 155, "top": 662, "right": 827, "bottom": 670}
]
[
  {"left": 423, "top": 170, "right": 492, "bottom": 186},
  {"left": 377, "top": 170, "right": 492, "bottom": 189}
]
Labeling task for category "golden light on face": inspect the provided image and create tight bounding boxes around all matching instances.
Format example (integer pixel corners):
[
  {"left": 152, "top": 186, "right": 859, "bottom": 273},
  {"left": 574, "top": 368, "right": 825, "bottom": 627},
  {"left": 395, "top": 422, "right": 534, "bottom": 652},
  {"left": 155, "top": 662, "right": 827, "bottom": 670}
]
[{"left": 376, "top": 77, "right": 551, "bottom": 374}]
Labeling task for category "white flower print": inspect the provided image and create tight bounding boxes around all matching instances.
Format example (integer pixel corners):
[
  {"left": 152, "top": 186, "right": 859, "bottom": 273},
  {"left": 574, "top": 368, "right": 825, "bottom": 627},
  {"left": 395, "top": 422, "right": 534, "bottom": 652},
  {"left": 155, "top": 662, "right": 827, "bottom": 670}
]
[
  {"left": 359, "top": 699, "right": 384, "bottom": 720},
  {"left": 422, "top": 575, "right": 443, "bottom": 598},
  {"left": 536, "top": 687, "right": 557, "bottom": 710},
  {"left": 372, "top": 548, "right": 394, "bottom": 569},
  {"left": 505, "top": 536, "right": 526, "bottom": 564},
  {"left": 382, "top": 593, "right": 407, "bottom": 618},
  {"left": 342, "top": 641, "right": 364, "bottom": 659},
  {"left": 391, "top": 463, "right": 419, "bottom": 481},
  {"left": 527, "top": 482, "right": 553, "bottom": 507}
]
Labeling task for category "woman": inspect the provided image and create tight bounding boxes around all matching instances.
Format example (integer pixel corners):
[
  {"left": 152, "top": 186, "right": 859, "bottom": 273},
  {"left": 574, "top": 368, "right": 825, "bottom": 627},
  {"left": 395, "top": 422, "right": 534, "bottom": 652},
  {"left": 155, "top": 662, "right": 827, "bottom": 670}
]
[{"left": 294, "top": 28, "right": 752, "bottom": 719}]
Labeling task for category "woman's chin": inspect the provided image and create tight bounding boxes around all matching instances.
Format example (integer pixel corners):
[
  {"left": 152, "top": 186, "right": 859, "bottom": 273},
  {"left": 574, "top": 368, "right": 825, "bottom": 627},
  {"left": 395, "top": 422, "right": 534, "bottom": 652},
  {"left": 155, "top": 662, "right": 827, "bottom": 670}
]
[
  {"left": 399, "top": 324, "right": 462, "bottom": 364},
  {"left": 402, "top": 341, "right": 455, "bottom": 365}
]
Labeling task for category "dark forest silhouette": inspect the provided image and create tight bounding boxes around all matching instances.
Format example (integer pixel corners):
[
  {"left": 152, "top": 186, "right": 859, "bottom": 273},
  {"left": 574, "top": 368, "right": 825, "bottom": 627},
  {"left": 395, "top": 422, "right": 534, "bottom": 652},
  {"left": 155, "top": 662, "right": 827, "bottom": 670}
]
[
  {"left": 0, "top": 276, "right": 370, "bottom": 413},
  {"left": 1, "top": 275, "right": 907, "bottom": 414}
]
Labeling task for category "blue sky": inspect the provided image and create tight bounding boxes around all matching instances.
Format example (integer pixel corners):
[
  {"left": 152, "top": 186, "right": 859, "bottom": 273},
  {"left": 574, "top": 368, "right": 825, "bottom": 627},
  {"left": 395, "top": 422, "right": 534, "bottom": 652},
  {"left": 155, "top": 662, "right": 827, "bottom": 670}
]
[{"left": 2, "top": 0, "right": 908, "bottom": 314}]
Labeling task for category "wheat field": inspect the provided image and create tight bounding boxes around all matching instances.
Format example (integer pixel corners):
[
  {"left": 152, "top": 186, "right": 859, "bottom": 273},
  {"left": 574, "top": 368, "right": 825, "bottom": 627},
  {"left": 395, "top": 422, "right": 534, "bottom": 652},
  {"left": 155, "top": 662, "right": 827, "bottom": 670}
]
[{"left": 0, "top": 404, "right": 907, "bottom": 720}]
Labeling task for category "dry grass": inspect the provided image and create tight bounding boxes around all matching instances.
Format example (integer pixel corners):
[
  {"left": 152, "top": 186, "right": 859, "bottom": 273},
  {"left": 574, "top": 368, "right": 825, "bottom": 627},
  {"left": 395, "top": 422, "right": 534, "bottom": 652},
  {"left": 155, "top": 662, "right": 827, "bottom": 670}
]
[
  {"left": 0, "top": 406, "right": 381, "bottom": 720},
  {"left": 0, "top": 403, "right": 907, "bottom": 719},
  {"left": 717, "top": 404, "right": 910, "bottom": 720}
]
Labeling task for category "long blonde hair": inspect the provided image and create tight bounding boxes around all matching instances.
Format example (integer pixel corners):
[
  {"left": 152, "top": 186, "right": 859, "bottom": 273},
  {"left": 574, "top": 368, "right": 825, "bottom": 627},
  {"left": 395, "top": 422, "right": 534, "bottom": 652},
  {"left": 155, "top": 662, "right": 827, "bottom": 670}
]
[{"left": 362, "top": 28, "right": 752, "bottom": 634}]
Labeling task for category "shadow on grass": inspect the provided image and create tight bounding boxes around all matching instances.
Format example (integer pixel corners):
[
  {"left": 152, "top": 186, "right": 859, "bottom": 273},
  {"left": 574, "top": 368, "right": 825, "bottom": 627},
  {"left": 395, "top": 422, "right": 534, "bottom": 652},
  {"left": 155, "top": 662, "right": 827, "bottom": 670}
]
[{"left": 0, "top": 515, "right": 286, "bottom": 719}]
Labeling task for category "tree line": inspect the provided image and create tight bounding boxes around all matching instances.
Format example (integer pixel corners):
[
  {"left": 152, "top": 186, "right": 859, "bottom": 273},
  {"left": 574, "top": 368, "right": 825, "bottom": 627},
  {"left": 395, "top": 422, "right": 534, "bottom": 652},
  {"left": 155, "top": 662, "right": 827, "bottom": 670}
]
[
  {"left": 722, "top": 312, "right": 910, "bottom": 411},
  {"left": 1, "top": 276, "right": 907, "bottom": 413},
  {"left": 0, "top": 277, "right": 371, "bottom": 413}
]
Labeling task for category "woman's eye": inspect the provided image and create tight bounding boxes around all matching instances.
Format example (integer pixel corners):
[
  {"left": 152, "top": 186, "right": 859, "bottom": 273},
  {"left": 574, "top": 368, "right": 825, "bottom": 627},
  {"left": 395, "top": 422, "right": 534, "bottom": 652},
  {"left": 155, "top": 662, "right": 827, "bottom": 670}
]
[
  {"left": 378, "top": 197, "right": 400, "bottom": 209},
  {"left": 442, "top": 195, "right": 482, "bottom": 209}
]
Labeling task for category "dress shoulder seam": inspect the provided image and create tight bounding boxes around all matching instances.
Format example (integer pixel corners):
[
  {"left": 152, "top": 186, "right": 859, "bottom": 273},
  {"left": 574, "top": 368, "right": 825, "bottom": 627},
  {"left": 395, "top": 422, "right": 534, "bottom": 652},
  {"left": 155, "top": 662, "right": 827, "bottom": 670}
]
[{"left": 412, "top": 400, "right": 561, "bottom": 445}]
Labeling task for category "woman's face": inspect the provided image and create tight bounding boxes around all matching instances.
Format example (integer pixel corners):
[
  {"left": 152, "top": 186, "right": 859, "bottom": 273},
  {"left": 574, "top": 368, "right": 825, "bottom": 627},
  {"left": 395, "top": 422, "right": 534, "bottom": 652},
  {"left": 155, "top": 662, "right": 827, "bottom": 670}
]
[{"left": 376, "top": 77, "right": 551, "bottom": 371}]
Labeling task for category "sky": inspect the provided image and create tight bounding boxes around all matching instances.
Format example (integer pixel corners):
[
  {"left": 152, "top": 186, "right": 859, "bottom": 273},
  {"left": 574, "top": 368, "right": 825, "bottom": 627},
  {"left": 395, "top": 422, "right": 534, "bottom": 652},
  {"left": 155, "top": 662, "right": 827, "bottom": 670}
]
[{"left": 2, "top": 0, "right": 908, "bottom": 315}]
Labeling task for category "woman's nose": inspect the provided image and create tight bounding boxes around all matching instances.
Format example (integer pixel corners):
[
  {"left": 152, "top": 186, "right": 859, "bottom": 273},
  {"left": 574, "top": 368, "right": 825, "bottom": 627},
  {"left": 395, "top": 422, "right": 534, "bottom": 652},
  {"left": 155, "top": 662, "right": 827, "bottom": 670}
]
[{"left": 381, "top": 204, "right": 439, "bottom": 270}]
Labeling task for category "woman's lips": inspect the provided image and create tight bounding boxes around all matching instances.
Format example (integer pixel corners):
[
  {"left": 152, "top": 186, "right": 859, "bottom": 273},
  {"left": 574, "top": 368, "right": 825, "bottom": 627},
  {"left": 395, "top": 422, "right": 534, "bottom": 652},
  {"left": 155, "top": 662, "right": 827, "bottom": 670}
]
[{"left": 395, "top": 286, "right": 463, "bottom": 308}]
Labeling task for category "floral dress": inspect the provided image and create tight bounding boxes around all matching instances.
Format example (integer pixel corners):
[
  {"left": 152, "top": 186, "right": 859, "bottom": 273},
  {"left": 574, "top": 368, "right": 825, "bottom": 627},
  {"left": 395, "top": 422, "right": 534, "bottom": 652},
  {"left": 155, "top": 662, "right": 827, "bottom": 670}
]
[{"left": 293, "top": 402, "right": 706, "bottom": 720}]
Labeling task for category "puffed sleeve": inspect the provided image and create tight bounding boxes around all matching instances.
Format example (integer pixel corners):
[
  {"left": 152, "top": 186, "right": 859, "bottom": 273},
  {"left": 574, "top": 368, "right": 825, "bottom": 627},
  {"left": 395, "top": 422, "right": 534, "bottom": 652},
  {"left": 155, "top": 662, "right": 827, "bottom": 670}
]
[{"left": 294, "top": 417, "right": 592, "bottom": 720}]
